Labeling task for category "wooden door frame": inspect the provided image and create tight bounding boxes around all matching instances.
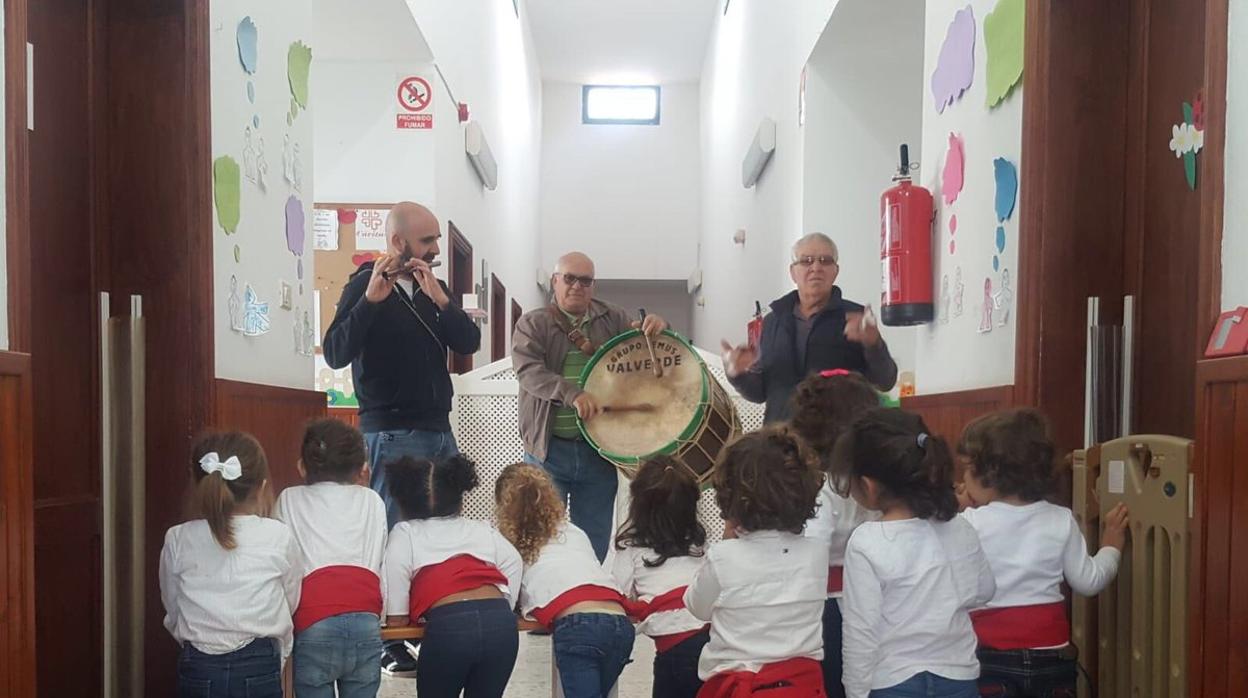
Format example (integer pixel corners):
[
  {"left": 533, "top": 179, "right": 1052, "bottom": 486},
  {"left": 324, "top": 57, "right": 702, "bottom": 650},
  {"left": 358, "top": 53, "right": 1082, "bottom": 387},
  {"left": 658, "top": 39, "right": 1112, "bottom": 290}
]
[
  {"left": 489, "top": 273, "right": 506, "bottom": 361},
  {"left": 6, "top": 0, "right": 30, "bottom": 352},
  {"left": 445, "top": 221, "right": 473, "bottom": 374}
]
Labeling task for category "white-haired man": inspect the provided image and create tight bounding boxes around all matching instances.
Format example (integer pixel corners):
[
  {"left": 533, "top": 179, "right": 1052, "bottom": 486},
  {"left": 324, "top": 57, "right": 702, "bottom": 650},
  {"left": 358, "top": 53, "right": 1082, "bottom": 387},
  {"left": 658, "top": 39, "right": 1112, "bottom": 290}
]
[
  {"left": 512, "top": 252, "right": 667, "bottom": 561},
  {"left": 721, "top": 233, "right": 898, "bottom": 423}
]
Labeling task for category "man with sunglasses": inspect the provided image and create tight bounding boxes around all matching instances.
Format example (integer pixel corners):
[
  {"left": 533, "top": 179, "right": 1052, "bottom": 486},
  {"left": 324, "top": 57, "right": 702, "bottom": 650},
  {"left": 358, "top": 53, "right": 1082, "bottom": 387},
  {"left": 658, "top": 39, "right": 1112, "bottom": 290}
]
[
  {"left": 721, "top": 232, "right": 897, "bottom": 423},
  {"left": 512, "top": 251, "right": 668, "bottom": 562},
  {"left": 323, "top": 201, "right": 481, "bottom": 676}
]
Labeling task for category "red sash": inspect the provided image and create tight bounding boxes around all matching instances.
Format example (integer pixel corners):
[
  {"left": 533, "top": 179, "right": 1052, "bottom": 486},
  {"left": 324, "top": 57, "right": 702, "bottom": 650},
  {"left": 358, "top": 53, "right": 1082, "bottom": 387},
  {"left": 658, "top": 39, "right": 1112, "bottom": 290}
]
[
  {"left": 635, "top": 586, "right": 709, "bottom": 653},
  {"left": 826, "top": 566, "right": 844, "bottom": 594},
  {"left": 698, "top": 657, "right": 826, "bottom": 698},
  {"left": 531, "top": 584, "right": 632, "bottom": 630},
  {"left": 293, "top": 565, "right": 383, "bottom": 634},
  {"left": 408, "top": 555, "right": 508, "bottom": 622},
  {"left": 970, "top": 602, "right": 1070, "bottom": 650}
]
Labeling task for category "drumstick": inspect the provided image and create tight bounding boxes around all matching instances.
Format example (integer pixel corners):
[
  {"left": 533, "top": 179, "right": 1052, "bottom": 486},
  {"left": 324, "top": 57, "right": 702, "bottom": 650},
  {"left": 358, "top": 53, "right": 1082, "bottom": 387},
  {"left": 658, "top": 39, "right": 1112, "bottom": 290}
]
[
  {"left": 639, "top": 308, "right": 664, "bottom": 378},
  {"left": 602, "top": 403, "right": 655, "bottom": 414}
]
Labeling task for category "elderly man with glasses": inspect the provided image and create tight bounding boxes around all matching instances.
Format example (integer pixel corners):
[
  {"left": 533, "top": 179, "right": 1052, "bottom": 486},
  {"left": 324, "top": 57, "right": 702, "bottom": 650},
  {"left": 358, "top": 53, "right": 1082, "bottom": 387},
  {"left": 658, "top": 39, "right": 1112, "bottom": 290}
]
[
  {"left": 721, "top": 233, "right": 898, "bottom": 424},
  {"left": 512, "top": 251, "right": 668, "bottom": 561}
]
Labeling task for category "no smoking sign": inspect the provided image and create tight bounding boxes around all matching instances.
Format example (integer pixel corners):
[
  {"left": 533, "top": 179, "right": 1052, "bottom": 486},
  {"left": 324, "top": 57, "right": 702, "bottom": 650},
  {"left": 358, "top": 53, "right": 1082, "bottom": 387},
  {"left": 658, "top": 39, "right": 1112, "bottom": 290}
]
[{"left": 396, "top": 75, "right": 433, "bottom": 130}]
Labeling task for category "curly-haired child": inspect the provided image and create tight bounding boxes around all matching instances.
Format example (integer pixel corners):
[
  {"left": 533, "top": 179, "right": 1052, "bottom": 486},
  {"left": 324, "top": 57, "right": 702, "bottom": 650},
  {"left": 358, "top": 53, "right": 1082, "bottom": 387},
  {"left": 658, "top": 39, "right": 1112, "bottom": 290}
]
[
  {"left": 958, "top": 409, "right": 1128, "bottom": 697},
  {"left": 684, "top": 427, "right": 829, "bottom": 696},
  {"left": 832, "top": 408, "right": 996, "bottom": 698},
  {"left": 495, "top": 463, "right": 635, "bottom": 698}
]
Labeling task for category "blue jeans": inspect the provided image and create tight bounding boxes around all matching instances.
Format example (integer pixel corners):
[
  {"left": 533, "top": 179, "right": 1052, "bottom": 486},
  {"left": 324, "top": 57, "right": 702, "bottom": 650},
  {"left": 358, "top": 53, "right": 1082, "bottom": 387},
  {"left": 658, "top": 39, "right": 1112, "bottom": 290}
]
[
  {"left": 177, "top": 638, "right": 281, "bottom": 698},
  {"left": 976, "top": 647, "right": 1077, "bottom": 697},
  {"left": 651, "top": 628, "right": 709, "bottom": 698},
  {"left": 823, "top": 598, "right": 845, "bottom": 698},
  {"left": 293, "top": 612, "right": 382, "bottom": 698},
  {"left": 870, "top": 672, "right": 978, "bottom": 698},
  {"left": 417, "top": 598, "right": 519, "bottom": 698},
  {"left": 365, "top": 429, "right": 459, "bottom": 530},
  {"left": 526, "top": 437, "right": 618, "bottom": 562},
  {"left": 552, "top": 612, "right": 636, "bottom": 698}
]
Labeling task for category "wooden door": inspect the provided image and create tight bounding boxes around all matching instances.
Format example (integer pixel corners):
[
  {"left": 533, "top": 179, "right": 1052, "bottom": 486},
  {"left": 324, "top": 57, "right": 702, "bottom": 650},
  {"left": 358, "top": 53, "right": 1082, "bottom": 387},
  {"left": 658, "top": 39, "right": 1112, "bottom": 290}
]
[
  {"left": 490, "top": 274, "right": 506, "bottom": 361},
  {"left": 446, "top": 221, "right": 474, "bottom": 374}
]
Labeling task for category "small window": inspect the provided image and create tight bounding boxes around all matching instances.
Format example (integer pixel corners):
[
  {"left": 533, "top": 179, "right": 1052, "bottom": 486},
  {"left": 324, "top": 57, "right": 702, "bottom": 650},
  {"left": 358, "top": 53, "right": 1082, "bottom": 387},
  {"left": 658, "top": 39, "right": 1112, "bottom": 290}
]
[{"left": 582, "top": 85, "right": 661, "bottom": 125}]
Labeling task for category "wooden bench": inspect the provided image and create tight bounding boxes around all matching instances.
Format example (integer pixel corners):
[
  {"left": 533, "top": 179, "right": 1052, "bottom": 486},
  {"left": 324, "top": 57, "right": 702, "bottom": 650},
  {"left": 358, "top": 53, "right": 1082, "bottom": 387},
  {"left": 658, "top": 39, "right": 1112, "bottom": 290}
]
[{"left": 381, "top": 617, "right": 544, "bottom": 641}]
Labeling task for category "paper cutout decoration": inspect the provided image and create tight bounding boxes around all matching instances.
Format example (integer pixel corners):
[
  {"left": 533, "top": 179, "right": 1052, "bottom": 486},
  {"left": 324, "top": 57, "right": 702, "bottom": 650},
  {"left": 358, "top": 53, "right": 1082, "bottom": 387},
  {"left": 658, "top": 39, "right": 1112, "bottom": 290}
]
[
  {"left": 941, "top": 133, "right": 966, "bottom": 205},
  {"left": 237, "top": 17, "right": 259, "bottom": 74},
  {"left": 233, "top": 245, "right": 240, "bottom": 263},
  {"left": 1170, "top": 94, "right": 1205, "bottom": 190},
  {"left": 242, "top": 284, "right": 271, "bottom": 337},
  {"left": 293, "top": 308, "right": 314, "bottom": 356},
  {"left": 228, "top": 276, "right": 243, "bottom": 332},
  {"left": 317, "top": 353, "right": 358, "bottom": 407},
  {"left": 939, "top": 274, "right": 951, "bottom": 324},
  {"left": 253, "top": 115, "right": 260, "bottom": 129},
  {"left": 285, "top": 196, "right": 306, "bottom": 257},
  {"left": 255, "top": 136, "right": 270, "bottom": 191},
  {"left": 984, "top": 0, "right": 1025, "bottom": 108},
  {"left": 978, "top": 278, "right": 995, "bottom": 333},
  {"left": 993, "top": 158, "right": 1018, "bottom": 221},
  {"left": 212, "top": 156, "right": 241, "bottom": 234},
  {"left": 313, "top": 208, "right": 338, "bottom": 250},
  {"left": 283, "top": 135, "right": 295, "bottom": 185},
  {"left": 949, "top": 214, "right": 958, "bottom": 256},
  {"left": 292, "top": 144, "right": 304, "bottom": 193},
  {"left": 247, "top": 82, "right": 255, "bottom": 104},
  {"left": 953, "top": 267, "right": 965, "bottom": 318},
  {"left": 993, "top": 268, "right": 1014, "bottom": 326},
  {"left": 298, "top": 259, "right": 304, "bottom": 280},
  {"left": 287, "top": 41, "right": 313, "bottom": 109},
  {"left": 279, "top": 281, "right": 293, "bottom": 310},
  {"left": 355, "top": 209, "right": 389, "bottom": 251},
  {"left": 243, "top": 127, "right": 258, "bottom": 185},
  {"left": 931, "top": 6, "right": 976, "bottom": 114}
]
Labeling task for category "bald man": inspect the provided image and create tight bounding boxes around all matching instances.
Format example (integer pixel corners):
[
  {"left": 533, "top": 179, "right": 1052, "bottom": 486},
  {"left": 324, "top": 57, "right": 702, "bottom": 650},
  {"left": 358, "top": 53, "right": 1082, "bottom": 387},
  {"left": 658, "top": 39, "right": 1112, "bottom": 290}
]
[
  {"left": 322, "top": 202, "right": 481, "bottom": 674},
  {"left": 512, "top": 252, "right": 668, "bottom": 561}
]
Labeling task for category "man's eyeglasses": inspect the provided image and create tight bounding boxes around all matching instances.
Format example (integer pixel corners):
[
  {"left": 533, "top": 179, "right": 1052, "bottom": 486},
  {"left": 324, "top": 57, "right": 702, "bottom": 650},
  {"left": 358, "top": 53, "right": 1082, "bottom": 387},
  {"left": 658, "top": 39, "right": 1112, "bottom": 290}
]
[
  {"left": 791, "top": 255, "right": 838, "bottom": 268},
  {"left": 560, "top": 273, "right": 595, "bottom": 288}
]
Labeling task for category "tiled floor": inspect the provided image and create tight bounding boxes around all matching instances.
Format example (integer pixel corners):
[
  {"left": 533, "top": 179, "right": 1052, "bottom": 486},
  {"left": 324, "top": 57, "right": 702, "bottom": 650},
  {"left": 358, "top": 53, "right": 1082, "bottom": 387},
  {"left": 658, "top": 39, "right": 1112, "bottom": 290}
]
[{"left": 379, "top": 633, "right": 656, "bottom": 697}]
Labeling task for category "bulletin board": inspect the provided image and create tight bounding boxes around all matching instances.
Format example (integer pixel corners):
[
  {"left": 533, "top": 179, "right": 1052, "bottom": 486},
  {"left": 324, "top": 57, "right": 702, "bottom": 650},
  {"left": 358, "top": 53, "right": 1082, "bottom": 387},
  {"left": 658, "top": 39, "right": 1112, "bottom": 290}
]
[{"left": 312, "top": 202, "right": 395, "bottom": 407}]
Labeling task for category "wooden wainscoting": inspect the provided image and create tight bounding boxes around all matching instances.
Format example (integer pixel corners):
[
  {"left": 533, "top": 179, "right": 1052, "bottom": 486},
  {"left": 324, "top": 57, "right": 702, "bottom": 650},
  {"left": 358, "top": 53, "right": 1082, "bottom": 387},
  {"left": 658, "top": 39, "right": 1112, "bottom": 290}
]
[
  {"left": 0, "top": 352, "right": 35, "bottom": 697},
  {"left": 213, "top": 380, "right": 329, "bottom": 493},
  {"left": 900, "top": 385, "right": 1016, "bottom": 444},
  {"left": 327, "top": 408, "right": 360, "bottom": 429},
  {"left": 1190, "top": 355, "right": 1248, "bottom": 698}
]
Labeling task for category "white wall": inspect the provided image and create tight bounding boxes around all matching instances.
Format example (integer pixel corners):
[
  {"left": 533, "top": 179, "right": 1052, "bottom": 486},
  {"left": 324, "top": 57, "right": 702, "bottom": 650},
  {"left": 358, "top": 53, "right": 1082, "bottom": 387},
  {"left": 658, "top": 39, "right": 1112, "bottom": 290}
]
[
  {"left": 406, "top": 0, "right": 546, "bottom": 366},
  {"left": 914, "top": 0, "right": 1023, "bottom": 394},
  {"left": 539, "top": 81, "right": 701, "bottom": 281},
  {"left": 692, "top": 0, "right": 838, "bottom": 349},
  {"left": 211, "top": 0, "right": 315, "bottom": 388},
  {"left": 1224, "top": 0, "right": 1248, "bottom": 309},
  {"left": 594, "top": 280, "right": 694, "bottom": 338},
  {"left": 801, "top": 0, "right": 924, "bottom": 380}
]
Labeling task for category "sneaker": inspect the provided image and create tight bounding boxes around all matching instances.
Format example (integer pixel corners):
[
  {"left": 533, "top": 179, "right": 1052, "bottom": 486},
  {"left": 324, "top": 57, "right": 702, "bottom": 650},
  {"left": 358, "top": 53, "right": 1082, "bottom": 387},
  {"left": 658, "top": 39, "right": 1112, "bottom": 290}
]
[{"left": 382, "top": 641, "right": 420, "bottom": 678}]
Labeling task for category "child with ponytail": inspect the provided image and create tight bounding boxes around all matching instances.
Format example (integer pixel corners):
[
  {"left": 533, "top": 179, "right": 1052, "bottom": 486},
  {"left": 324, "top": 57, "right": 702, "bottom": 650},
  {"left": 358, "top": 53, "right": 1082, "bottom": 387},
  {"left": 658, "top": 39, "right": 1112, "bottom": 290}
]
[
  {"left": 274, "top": 419, "right": 387, "bottom": 697},
  {"left": 789, "top": 369, "right": 884, "bottom": 697},
  {"left": 159, "top": 431, "right": 301, "bottom": 698},
  {"left": 611, "top": 455, "right": 710, "bottom": 698},
  {"left": 832, "top": 409, "right": 995, "bottom": 698},
  {"left": 495, "top": 462, "right": 636, "bottom": 698},
  {"left": 382, "top": 454, "right": 523, "bottom": 698}
]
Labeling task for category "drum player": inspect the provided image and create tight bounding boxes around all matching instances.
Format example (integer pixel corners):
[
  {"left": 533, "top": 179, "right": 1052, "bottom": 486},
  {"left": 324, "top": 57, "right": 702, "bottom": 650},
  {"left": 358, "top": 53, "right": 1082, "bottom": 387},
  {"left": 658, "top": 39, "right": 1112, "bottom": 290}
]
[{"left": 512, "top": 252, "right": 668, "bottom": 562}]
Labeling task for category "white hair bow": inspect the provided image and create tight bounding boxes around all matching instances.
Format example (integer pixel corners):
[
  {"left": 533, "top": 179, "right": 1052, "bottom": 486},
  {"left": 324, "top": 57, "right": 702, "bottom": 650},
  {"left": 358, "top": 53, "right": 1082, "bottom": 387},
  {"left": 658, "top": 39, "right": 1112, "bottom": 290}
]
[{"left": 199, "top": 452, "right": 243, "bottom": 481}]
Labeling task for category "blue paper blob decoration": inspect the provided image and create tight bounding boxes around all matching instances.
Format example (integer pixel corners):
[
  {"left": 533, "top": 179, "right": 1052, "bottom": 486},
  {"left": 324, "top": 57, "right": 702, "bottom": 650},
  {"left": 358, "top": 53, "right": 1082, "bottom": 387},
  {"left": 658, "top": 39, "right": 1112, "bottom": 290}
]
[
  {"left": 253, "top": 115, "right": 260, "bottom": 129},
  {"left": 247, "top": 81, "right": 255, "bottom": 104},
  {"left": 993, "top": 157, "right": 1019, "bottom": 222},
  {"left": 993, "top": 255, "right": 1000, "bottom": 271},
  {"left": 996, "top": 226, "right": 1006, "bottom": 254},
  {"left": 237, "top": 17, "right": 259, "bottom": 74}
]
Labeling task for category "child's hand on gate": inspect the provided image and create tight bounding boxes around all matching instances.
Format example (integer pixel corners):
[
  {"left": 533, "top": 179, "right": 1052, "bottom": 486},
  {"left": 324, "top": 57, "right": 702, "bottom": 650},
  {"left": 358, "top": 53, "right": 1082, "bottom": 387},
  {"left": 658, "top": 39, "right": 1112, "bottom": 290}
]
[{"left": 1100, "top": 502, "right": 1130, "bottom": 551}]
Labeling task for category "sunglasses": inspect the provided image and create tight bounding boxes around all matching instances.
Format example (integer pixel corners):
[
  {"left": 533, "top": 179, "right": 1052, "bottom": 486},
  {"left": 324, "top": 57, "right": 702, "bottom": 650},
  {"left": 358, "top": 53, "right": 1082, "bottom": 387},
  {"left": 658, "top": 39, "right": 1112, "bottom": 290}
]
[
  {"left": 559, "top": 273, "right": 595, "bottom": 288},
  {"left": 791, "top": 254, "right": 838, "bottom": 268}
]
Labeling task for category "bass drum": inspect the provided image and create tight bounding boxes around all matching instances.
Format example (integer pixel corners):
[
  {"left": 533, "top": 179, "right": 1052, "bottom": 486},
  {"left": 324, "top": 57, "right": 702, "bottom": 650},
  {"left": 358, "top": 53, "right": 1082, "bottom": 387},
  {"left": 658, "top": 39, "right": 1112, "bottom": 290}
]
[{"left": 577, "top": 330, "right": 741, "bottom": 484}]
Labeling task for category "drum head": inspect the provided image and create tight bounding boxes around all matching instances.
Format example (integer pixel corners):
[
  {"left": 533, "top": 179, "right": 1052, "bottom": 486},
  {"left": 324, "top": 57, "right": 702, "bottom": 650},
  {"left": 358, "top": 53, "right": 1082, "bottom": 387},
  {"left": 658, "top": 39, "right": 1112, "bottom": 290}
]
[{"left": 578, "top": 330, "right": 708, "bottom": 466}]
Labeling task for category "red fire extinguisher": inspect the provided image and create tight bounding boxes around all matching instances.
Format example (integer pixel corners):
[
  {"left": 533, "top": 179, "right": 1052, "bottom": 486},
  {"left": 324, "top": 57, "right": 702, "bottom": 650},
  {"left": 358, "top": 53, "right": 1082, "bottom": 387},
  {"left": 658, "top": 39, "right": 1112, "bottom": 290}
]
[{"left": 880, "top": 144, "right": 935, "bottom": 326}]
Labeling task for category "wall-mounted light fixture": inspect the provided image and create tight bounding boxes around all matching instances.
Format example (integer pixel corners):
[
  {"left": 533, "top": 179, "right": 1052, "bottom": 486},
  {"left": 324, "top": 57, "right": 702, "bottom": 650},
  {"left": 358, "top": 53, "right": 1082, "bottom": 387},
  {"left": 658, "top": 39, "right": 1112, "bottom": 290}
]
[
  {"left": 465, "top": 121, "right": 498, "bottom": 191},
  {"left": 742, "top": 117, "right": 776, "bottom": 188}
]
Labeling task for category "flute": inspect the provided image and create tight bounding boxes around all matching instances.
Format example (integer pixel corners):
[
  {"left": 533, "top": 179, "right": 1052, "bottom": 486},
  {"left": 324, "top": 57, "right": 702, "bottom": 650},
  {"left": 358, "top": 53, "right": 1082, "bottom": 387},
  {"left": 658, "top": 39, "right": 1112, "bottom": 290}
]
[{"left": 381, "top": 259, "right": 441, "bottom": 281}]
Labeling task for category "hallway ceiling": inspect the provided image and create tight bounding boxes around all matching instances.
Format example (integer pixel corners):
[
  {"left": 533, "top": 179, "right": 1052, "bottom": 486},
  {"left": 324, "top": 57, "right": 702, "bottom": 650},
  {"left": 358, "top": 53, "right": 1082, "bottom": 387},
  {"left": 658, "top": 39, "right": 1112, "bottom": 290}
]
[{"left": 525, "top": 0, "right": 720, "bottom": 84}]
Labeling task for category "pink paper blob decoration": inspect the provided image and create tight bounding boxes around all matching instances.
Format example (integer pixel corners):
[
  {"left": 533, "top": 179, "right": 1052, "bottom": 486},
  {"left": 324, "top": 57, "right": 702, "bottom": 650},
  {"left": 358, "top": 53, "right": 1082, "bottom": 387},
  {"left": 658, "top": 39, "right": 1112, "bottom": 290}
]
[
  {"left": 931, "top": 6, "right": 976, "bottom": 114},
  {"left": 950, "top": 215, "right": 959, "bottom": 234},
  {"left": 950, "top": 240, "right": 957, "bottom": 255},
  {"left": 941, "top": 133, "right": 966, "bottom": 205}
]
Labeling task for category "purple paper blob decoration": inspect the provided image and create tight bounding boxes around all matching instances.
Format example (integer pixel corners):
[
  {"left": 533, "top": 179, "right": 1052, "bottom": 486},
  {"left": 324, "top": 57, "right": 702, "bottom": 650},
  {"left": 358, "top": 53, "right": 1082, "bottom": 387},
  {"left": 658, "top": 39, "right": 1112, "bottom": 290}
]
[
  {"left": 931, "top": 6, "right": 976, "bottom": 114},
  {"left": 285, "top": 196, "right": 305, "bottom": 257},
  {"left": 298, "top": 259, "right": 304, "bottom": 280}
]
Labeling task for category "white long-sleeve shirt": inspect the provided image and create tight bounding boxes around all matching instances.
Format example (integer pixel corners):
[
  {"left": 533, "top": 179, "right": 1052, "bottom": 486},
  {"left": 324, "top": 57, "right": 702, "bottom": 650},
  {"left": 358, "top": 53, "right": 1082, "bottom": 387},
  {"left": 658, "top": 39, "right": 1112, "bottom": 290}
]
[
  {"left": 518, "top": 521, "right": 622, "bottom": 618},
  {"left": 611, "top": 545, "right": 706, "bottom": 637},
  {"left": 382, "top": 516, "right": 523, "bottom": 617},
  {"left": 960, "top": 500, "right": 1120, "bottom": 607},
  {"left": 841, "top": 517, "right": 995, "bottom": 698},
  {"left": 804, "top": 478, "right": 880, "bottom": 597},
  {"left": 684, "top": 530, "right": 828, "bottom": 680},
  {"left": 274, "top": 482, "right": 387, "bottom": 579},
  {"left": 159, "top": 515, "right": 302, "bottom": 657}
]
